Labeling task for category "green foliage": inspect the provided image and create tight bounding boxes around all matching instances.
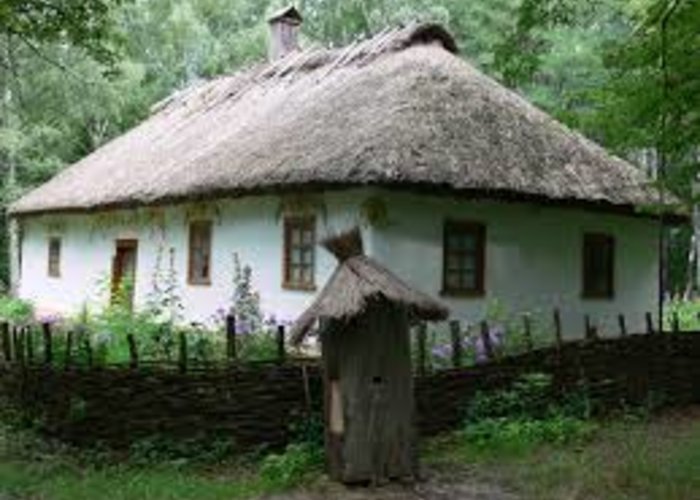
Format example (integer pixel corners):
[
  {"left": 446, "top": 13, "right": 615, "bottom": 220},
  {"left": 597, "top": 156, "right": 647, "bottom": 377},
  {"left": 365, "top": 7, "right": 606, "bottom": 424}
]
[
  {"left": 128, "top": 435, "right": 238, "bottom": 467},
  {"left": 664, "top": 299, "right": 700, "bottom": 331},
  {"left": 0, "top": 0, "right": 129, "bottom": 63},
  {"left": 0, "top": 296, "right": 34, "bottom": 324},
  {"left": 463, "top": 373, "right": 596, "bottom": 452},
  {"left": 259, "top": 443, "right": 323, "bottom": 491}
]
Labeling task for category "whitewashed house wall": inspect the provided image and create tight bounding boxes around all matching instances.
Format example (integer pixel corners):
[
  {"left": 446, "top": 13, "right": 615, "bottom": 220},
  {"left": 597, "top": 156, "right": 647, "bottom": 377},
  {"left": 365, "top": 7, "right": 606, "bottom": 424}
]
[{"left": 17, "top": 188, "right": 658, "bottom": 337}]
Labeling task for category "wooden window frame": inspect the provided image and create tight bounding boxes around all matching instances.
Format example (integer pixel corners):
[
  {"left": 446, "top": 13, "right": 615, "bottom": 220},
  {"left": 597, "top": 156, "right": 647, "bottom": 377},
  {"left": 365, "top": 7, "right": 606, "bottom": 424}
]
[
  {"left": 188, "top": 220, "right": 213, "bottom": 286},
  {"left": 47, "top": 237, "right": 61, "bottom": 278},
  {"left": 441, "top": 220, "right": 486, "bottom": 297},
  {"left": 283, "top": 215, "right": 316, "bottom": 291},
  {"left": 582, "top": 232, "right": 615, "bottom": 300}
]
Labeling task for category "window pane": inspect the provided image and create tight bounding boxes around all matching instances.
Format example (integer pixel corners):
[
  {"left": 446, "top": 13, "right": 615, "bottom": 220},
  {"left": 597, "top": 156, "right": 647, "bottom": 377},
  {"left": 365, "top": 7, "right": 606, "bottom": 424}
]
[
  {"left": 189, "top": 221, "right": 212, "bottom": 283},
  {"left": 443, "top": 222, "right": 484, "bottom": 294},
  {"left": 284, "top": 217, "right": 316, "bottom": 288},
  {"left": 583, "top": 234, "right": 613, "bottom": 298}
]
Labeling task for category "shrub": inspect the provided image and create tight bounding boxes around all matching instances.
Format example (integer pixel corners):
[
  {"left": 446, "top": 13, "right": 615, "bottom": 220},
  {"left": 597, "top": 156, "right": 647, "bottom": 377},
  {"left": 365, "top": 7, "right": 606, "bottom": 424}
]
[
  {"left": 259, "top": 443, "right": 323, "bottom": 490},
  {"left": 0, "top": 296, "right": 34, "bottom": 324},
  {"left": 463, "top": 373, "right": 596, "bottom": 452}
]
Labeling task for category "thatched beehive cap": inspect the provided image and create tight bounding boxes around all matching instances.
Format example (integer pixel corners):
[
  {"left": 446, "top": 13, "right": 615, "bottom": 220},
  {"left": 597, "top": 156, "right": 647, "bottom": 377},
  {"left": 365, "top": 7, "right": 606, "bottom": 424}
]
[
  {"left": 290, "top": 228, "right": 449, "bottom": 344},
  {"left": 12, "top": 23, "right": 667, "bottom": 216}
]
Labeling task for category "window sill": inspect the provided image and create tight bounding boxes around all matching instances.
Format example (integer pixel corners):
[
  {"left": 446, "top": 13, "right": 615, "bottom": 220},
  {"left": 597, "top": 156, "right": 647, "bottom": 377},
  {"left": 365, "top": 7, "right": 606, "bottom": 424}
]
[
  {"left": 440, "top": 289, "right": 485, "bottom": 299},
  {"left": 581, "top": 293, "right": 614, "bottom": 301},
  {"left": 283, "top": 282, "right": 317, "bottom": 292},
  {"left": 188, "top": 279, "right": 212, "bottom": 287}
]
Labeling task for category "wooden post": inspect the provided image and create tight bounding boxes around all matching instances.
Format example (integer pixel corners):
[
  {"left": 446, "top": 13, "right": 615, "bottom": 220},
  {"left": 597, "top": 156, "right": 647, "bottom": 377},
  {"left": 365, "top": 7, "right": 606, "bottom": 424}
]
[
  {"left": 226, "top": 314, "right": 237, "bottom": 362},
  {"left": 523, "top": 314, "right": 533, "bottom": 352},
  {"left": 64, "top": 330, "right": 73, "bottom": 369},
  {"left": 127, "top": 334, "right": 138, "bottom": 369},
  {"left": 178, "top": 330, "right": 187, "bottom": 373},
  {"left": 672, "top": 312, "right": 680, "bottom": 334},
  {"left": 15, "top": 328, "right": 24, "bottom": 366},
  {"left": 416, "top": 322, "right": 427, "bottom": 376},
  {"left": 449, "top": 320, "right": 462, "bottom": 368},
  {"left": 277, "top": 325, "right": 286, "bottom": 363},
  {"left": 480, "top": 321, "right": 494, "bottom": 360},
  {"left": 1, "top": 323, "right": 10, "bottom": 362},
  {"left": 618, "top": 314, "right": 627, "bottom": 337},
  {"left": 645, "top": 312, "right": 654, "bottom": 335},
  {"left": 12, "top": 327, "right": 19, "bottom": 362},
  {"left": 42, "top": 322, "right": 53, "bottom": 366},
  {"left": 26, "top": 327, "right": 34, "bottom": 364},
  {"left": 553, "top": 308, "right": 563, "bottom": 350},
  {"left": 584, "top": 315, "right": 598, "bottom": 341},
  {"left": 83, "top": 335, "right": 93, "bottom": 368}
]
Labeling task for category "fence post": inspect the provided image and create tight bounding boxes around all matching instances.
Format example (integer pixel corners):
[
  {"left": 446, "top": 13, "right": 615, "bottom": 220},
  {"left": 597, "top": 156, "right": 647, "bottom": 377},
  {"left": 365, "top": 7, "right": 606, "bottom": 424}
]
[
  {"left": 12, "top": 327, "right": 20, "bottom": 363},
  {"left": 416, "top": 322, "right": 427, "bottom": 376},
  {"left": 618, "top": 314, "right": 627, "bottom": 337},
  {"left": 645, "top": 312, "right": 654, "bottom": 335},
  {"left": 671, "top": 312, "right": 680, "bottom": 334},
  {"left": 178, "top": 330, "right": 187, "bottom": 373},
  {"left": 480, "top": 321, "right": 494, "bottom": 360},
  {"left": 277, "top": 325, "right": 286, "bottom": 363},
  {"left": 553, "top": 308, "right": 563, "bottom": 351},
  {"left": 15, "top": 328, "right": 24, "bottom": 366},
  {"left": 83, "top": 334, "right": 93, "bottom": 368},
  {"left": 449, "top": 320, "right": 462, "bottom": 368},
  {"left": 42, "top": 322, "right": 53, "bottom": 366},
  {"left": 64, "top": 330, "right": 73, "bottom": 369},
  {"left": 584, "top": 315, "right": 598, "bottom": 341},
  {"left": 226, "top": 314, "right": 237, "bottom": 362},
  {"left": 1, "top": 323, "right": 10, "bottom": 362},
  {"left": 523, "top": 314, "right": 533, "bottom": 353},
  {"left": 127, "top": 334, "right": 138, "bottom": 369},
  {"left": 26, "top": 327, "right": 34, "bottom": 364}
]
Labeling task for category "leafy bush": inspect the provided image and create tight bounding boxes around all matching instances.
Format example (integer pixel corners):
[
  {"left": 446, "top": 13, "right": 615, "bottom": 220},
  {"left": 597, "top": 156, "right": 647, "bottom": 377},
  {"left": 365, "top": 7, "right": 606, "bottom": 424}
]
[
  {"left": 463, "top": 373, "right": 596, "bottom": 452},
  {"left": 665, "top": 299, "right": 700, "bottom": 331},
  {"left": 259, "top": 443, "right": 323, "bottom": 490},
  {"left": 128, "top": 434, "right": 237, "bottom": 466},
  {"left": 0, "top": 296, "right": 34, "bottom": 324}
]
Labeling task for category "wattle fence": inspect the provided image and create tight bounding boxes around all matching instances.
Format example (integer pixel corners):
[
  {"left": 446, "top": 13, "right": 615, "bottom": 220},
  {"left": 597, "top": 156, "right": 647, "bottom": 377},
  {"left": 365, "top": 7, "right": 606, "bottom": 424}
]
[{"left": 0, "top": 320, "right": 699, "bottom": 449}]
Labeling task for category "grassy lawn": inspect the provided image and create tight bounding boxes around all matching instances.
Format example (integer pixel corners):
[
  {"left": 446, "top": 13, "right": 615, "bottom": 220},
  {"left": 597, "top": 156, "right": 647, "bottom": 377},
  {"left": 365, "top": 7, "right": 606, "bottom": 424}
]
[
  {"left": 426, "top": 407, "right": 700, "bottom": 500},
  {"left": 1, "top": 410, "right": 700, "bottom": 499}
]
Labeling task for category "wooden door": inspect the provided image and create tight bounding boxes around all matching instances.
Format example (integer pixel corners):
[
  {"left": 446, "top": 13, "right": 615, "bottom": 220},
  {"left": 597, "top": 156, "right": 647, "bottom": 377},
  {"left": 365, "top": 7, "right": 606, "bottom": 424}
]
[{"left": 111, "top": 239, "right": 138, "bottom": 307}]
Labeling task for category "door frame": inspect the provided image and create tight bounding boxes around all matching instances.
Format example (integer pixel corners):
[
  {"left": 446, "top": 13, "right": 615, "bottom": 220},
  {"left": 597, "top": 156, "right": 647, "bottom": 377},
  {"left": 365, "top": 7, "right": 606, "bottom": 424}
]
[{"left": 111, "top": 239, "right": 138, "bottom": 307}]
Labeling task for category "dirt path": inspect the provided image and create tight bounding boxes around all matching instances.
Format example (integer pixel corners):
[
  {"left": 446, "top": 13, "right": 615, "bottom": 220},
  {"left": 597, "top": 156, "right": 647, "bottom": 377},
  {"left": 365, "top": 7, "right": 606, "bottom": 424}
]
[{"left": 260, "top": 470, "right": 518, "bottom": 500}]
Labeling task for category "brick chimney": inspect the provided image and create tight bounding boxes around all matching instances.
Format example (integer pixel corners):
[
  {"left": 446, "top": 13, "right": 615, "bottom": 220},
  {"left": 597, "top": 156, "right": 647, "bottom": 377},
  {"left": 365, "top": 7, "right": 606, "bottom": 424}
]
[{"left": 268, "top": 6, "right": 303, "bottom": 61}]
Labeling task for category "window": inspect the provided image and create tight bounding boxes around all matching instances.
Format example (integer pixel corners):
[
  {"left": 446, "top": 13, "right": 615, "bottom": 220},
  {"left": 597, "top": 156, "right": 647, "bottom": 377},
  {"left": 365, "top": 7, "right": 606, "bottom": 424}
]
[
  {"left": 442, "top": 221, "right": 485, "bottom": 296},
  {"left": 47, "top": 237, "right": 61, "bottom": 278},
  {"left": 283, "top": 216, "right": 315, "bottom": 290},
  {"left": 582, "top": 233, "right": 614, "bottom": 299},
  {"left": 188, "top": 221, "right": 212, "bottom": 285}
]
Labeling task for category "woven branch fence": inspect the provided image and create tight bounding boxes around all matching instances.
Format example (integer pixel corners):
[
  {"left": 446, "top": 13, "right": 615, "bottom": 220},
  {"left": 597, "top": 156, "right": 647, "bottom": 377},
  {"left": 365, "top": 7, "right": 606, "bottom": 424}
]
[{"left": 0, "top": 315, "right": 699, "bottom": 449}]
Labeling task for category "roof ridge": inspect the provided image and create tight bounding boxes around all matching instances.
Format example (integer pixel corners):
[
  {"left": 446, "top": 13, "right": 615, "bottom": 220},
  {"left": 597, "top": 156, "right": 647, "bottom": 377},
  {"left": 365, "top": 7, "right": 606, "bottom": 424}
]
[{"left": 152, "top": 22, "right": 457, "bottom": 116}]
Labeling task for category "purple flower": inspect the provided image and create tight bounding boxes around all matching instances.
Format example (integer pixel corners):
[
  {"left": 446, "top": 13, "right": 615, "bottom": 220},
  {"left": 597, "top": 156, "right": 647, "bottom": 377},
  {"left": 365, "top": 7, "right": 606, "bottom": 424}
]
[
  {"left": 38, "top": 312, "right": 63, "bottom": 325},
  {"left": 237, "top": 319, "right": 252, "bottom": 335},
  {"left": 431, "top": 343, "right": 451, "bottom": 360},
  {"left": 489, "top": 324, "right": 505, "bottom": 347},
  {"left": 474, "top": 338, "right": 489, "bottom": 364},
  {"left": 263, "top": 314, "right": 278, "bottom": 327}
]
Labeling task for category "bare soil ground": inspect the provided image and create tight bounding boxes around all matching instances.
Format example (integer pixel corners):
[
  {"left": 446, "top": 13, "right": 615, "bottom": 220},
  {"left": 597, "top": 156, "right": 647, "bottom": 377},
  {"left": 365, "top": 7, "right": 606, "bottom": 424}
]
[{"left": 261, "top": 469, "right": 518, "bottom": 500}]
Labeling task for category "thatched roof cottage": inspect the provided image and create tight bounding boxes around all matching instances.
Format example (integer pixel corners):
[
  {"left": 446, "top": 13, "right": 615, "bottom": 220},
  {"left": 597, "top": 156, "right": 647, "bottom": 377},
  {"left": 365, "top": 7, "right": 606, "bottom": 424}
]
[{"left": 11, "top": 8, "right": 674, "bottom": 335}]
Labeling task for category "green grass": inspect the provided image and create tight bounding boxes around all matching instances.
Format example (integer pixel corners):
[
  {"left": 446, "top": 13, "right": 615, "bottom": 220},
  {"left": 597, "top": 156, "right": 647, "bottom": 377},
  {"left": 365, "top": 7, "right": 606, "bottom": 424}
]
[
  {"left": 0, "top": 461, "right": 265, "bottom": 500},
  {"left": 0, "top": 421, "right": 323, "bottom": 500},
  {"left": 425, "top": 409, "right": 700, "bottom": 500},
  {"left": 2, "top": 411, "right": 700, "bottom": 499}
]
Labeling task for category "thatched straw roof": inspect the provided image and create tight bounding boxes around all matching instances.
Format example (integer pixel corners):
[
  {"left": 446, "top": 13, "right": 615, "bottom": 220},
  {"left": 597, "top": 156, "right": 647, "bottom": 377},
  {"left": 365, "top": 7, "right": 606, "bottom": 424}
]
[
  {"left": 290, "top": 228, "right": 449, "bottom": 344},
  {"left": 12, "top": 23, "right": 666, "bottom": 216}
]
